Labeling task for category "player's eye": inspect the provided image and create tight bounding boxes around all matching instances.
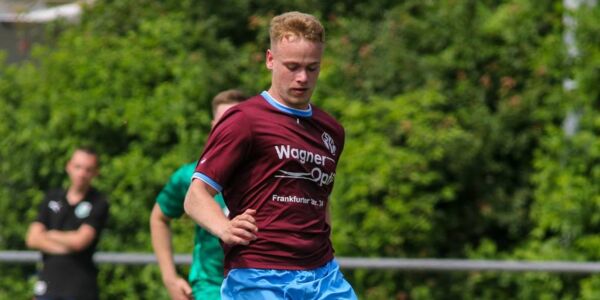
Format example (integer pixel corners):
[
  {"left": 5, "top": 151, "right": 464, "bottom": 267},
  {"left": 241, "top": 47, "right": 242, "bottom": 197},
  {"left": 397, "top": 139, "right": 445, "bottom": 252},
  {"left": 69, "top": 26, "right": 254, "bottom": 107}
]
[
  {"left": 285, "top": 64, "right": 299, "bottom": 71},
  {"left": 307, "top": 65, "right": 319, "bottom": 72}
]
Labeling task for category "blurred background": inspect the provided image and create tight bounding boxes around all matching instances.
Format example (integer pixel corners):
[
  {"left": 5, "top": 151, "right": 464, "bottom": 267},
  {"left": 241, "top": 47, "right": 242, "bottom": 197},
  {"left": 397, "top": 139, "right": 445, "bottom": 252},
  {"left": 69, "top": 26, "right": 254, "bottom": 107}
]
[{"left": 1, "top": 0, "right": 599, "bottom": 299}]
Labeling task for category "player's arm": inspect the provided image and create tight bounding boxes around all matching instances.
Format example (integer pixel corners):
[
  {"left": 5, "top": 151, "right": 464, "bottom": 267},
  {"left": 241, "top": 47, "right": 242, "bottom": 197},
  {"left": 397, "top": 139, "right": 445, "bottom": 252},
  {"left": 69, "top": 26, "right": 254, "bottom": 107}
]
[
  {"left": 150, "top": 203, "right": 192, "bottom": 300},
  {"left": 44, "top": 224, "right": 97, "bottom": 252},
  {"left": 45, "top": 198, "right": 108, "bottom": 253},
  {"left": 184, "top": 179, "right": 257, "bottom": 246},
  {"left": 25, "top": 222, "right": 70, "bottom": 254}
]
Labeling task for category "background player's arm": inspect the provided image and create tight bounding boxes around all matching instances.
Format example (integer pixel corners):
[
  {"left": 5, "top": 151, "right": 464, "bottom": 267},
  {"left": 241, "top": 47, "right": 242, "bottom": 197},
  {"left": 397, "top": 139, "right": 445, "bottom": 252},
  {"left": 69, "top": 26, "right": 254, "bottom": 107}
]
[
  {"left": 25, "top": 222, "right": 70, "bottom": 254},
  {"left": 149, "top": 203, "right": 192, "bottom": 300},
  {"left": 44, "top": 224, "right": 97, "bottom": 252},
  {"left": 184, "top": 179, "right": 258, "bottom": 245}
]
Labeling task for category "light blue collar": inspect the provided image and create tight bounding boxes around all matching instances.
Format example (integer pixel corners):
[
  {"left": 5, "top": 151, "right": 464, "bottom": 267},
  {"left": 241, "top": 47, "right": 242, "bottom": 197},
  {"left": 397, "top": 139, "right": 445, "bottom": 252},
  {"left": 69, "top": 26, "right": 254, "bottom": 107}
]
[{"left": 261, "top": 91, "right": 312, "bottom": 117}]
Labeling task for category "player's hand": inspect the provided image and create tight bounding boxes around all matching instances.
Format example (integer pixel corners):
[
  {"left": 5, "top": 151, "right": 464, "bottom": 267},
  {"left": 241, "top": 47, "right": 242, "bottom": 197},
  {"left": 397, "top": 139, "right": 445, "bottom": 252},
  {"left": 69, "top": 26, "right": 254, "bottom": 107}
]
[
  {"left": 220, "top": 208, "right": 258, "bottom": 246},
  {"left": 164, "top": 276, "right": 193, "bottom": 300}
]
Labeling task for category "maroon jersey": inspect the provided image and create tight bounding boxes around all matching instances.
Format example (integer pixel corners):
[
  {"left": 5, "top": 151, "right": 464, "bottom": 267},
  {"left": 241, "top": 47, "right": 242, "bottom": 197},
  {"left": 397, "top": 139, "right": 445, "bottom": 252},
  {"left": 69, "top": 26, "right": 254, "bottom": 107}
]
[{"left": 193, "top": 91, "right": 344, "bottom": 272}]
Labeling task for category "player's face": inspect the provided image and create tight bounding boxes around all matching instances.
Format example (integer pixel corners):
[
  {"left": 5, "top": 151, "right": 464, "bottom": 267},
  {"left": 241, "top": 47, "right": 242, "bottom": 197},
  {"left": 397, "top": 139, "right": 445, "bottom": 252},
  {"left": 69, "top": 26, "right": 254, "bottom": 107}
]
[
  {"left": 211, "top": 102, "right": 237, "bottom": 128},
  {"left": 266, "top": 37, "right": 323, "bottom": 109},
  {"left": 66, "top": 150, "right": 98, "bottom": 190}
]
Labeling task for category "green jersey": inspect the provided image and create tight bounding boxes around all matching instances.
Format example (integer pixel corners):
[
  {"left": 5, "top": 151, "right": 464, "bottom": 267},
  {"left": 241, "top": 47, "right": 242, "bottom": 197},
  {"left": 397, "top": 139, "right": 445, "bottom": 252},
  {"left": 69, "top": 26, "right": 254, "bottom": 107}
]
[{"left": 156, "top": 162, "right": 226, "bottom": 300}]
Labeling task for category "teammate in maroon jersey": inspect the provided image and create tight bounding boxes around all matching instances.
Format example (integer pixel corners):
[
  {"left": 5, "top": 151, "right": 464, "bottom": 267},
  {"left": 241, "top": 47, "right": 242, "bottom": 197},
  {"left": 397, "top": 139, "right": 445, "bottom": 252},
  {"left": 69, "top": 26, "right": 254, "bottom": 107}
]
[{"left": 184, "top": 11, "right": 357, "bottom": 299}]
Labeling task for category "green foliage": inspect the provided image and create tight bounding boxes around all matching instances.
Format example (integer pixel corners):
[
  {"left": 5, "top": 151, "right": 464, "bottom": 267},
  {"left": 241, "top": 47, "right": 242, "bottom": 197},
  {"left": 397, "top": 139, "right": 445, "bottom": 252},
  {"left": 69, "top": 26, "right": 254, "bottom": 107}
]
[
  {"left": 0, "top": 1, "right": 242, "bottom": 298},
  {"left": 525, "top": 0, "right": 600, "bottom": 272},
  {"left": 1, "top": 0, "right": 599, "bottom": 299},
  {"left": 330, "top": 89, "right": 475, "bottom": 258},
  {"left": 0, "top": 265, "right": 35, "bottom": 299}
]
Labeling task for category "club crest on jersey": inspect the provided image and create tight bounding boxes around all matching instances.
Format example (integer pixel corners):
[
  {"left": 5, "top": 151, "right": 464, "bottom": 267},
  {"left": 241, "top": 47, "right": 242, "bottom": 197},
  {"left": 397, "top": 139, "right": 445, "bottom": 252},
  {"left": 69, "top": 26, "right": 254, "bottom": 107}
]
[
  {"left": 75, "top": 201, "right": 92, "bottom": 219},
  {"left": 321, "top": 132, "right": 336, "bottom": 155}
]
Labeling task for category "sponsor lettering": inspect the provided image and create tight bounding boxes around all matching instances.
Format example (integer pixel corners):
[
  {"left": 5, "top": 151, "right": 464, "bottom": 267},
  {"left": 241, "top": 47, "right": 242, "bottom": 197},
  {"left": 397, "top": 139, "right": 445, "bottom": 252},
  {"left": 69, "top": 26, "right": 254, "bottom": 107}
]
[
  {"left": 276, "top": 168, "right": 335, "bottom": 186},
  {"left": 274, "top": 145, "right": 334, "bottom": 166},
  {"left": 273, "top": 144, "right": 337, "bottom": 186},
  {"left": 272, "top": 194, "right": 324, "bottom": 207}
]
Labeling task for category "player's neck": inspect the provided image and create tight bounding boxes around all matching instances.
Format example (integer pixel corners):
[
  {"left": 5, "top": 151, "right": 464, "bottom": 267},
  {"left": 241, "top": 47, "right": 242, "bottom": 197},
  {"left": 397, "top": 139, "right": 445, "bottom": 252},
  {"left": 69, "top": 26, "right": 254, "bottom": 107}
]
[
  {"left": 66, "top": 186, "right": 89, "bottom": 205},
  {"left": 266, "top": 89, "right": 310, "bottom": 110}
]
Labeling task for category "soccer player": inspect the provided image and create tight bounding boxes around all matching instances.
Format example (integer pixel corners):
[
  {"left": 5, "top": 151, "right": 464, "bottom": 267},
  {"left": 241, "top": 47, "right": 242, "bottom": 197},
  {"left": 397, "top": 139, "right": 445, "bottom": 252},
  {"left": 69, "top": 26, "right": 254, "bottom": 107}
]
[
  {"left": 26, "top": 147, "right": 109, "bottom": 300},
  {"left": 150, "top": 89, "right": 247, "bottom": 300},
  {"left": 184, "top": 12, "right": 358, "bottom": 299}
]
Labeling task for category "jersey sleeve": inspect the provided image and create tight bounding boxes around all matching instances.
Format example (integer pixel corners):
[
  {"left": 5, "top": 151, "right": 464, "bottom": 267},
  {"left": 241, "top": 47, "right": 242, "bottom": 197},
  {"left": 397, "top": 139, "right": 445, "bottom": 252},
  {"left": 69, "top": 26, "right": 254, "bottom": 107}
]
[
  {"left": 34, "top": 192, "right": 52, "bottom": 226},
  {"left": 336, "top": 122, "right": 346, "bottom": 158},
  {"left": 193, "top": 107, "right": 253, "bottom": 192},
  {"left": 156, "top": 163, "right": 195, "bottom": 218},
  {"left": 82, "top": 196, "right": 109, "bottom": 233}
]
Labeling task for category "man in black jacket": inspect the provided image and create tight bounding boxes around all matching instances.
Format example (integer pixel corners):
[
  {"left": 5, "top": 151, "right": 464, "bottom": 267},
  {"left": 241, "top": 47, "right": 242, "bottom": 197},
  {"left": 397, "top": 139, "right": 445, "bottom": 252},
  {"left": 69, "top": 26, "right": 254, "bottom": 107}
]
[{"left": 26, "top": 147, "right": 109, "bottom": 300}]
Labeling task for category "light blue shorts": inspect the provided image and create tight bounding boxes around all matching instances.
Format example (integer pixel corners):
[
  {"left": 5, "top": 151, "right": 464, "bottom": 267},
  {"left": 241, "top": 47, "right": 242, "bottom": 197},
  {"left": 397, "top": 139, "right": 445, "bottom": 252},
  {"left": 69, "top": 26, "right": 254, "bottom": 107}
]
[{"left": 221, "top": 259, "right": 358, "bottom": 300}]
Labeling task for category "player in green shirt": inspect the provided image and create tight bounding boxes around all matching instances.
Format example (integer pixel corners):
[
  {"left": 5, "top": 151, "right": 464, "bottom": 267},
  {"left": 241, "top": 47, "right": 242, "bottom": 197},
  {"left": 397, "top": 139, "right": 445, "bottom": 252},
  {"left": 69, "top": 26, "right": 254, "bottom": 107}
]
[{"left": 150, "top": 89, "right": 247, "bottom": 300}]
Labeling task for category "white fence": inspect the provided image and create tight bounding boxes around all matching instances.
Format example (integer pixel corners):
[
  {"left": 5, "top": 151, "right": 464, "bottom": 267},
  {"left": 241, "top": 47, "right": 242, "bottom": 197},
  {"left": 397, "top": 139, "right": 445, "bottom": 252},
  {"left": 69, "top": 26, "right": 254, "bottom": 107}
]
[{"left": 3, "top": 251, "right": 600, "bottom": 273}]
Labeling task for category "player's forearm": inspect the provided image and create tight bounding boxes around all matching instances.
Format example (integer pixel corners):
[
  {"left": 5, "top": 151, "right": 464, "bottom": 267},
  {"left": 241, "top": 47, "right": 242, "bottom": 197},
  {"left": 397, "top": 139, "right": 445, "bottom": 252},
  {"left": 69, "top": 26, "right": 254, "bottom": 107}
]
[
  {"left": 46, "top": 226, "right": 95, "bottom": 252},
  {"left": 184, "top": 180, "right": 229, "bottom": 240},
  {"left": 149, "top": 208, "right": 178, "bottom": 282},
  {"left": 26, "top": 228, "right": 70, "bottom": 254},
  {"left": 45, "top": 230, "right": 78, "bottom": 247},
  {"left": 33, "top": 239, "right": 71, "bottom": 254}
]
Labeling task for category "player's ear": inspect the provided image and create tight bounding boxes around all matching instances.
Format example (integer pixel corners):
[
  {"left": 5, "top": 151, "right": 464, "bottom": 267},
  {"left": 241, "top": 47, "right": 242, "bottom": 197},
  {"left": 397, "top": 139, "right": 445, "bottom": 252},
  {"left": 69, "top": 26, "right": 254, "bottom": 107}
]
[
  {"left": 65, "top": 158, "right": 73, "bottom": 174},
  {"left": 266, "top": 49, "right": 274, "bottom": 70},
  {"left": 91, "top": 167, "right": 99, "bottom": 178}
]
